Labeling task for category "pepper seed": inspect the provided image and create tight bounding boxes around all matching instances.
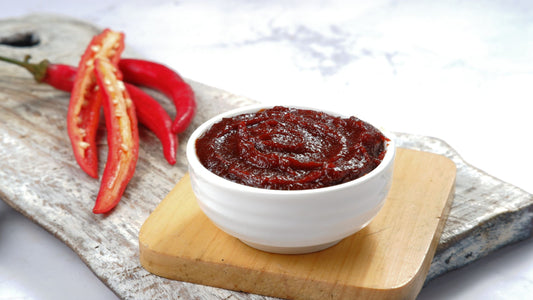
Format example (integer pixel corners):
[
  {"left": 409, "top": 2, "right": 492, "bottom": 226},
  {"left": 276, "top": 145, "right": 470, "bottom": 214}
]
[
  {"left": 117, "top": 80, "right": 125, "bottom": 91},
  {"left": 79, "top": 141, "right": 90, "bottom": 149}
]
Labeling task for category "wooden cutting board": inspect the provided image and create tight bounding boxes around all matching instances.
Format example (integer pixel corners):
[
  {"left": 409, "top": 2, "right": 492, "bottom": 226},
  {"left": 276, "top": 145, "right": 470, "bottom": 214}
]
[{"left": 139, "top": 148, "right": 456, "bottom": 300}]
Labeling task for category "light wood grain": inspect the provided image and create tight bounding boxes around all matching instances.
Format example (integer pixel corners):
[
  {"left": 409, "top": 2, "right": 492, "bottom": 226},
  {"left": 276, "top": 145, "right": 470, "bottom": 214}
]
[{"left": 139, "top": 148, "right": 456, "bottom": 300}]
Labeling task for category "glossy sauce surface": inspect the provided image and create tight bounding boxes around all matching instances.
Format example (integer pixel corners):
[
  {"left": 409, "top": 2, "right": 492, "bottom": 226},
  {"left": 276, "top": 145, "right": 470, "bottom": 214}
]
[{"left": 196, "top": 106, "right": 387, "bottom": 190}]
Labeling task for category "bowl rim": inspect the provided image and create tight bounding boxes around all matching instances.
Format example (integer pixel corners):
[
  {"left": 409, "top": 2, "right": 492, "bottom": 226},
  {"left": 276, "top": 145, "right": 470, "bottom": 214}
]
[{"left": 186, "top": 104, "right": 396, "bottom": 196}]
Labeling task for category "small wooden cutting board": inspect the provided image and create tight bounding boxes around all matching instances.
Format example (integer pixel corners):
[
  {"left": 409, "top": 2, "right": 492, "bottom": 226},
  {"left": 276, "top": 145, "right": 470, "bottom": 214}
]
[{"left": 139, "top": 148, "right": 456, "bottom": 299}]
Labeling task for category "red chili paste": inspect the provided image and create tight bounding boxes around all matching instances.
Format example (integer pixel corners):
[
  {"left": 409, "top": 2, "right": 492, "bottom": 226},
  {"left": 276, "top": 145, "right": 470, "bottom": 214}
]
[{"left": 195, "top": 106, "right": 387, "bottom": 190}]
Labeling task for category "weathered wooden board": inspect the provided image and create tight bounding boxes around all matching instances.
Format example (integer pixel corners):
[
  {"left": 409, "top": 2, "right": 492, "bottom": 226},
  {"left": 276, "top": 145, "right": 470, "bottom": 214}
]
[
  {"left": 139, "top": 149, "right": 456, "bottom": 300},
  {"left": 1, "top": 14, "right": 532, "bottom": 299}
]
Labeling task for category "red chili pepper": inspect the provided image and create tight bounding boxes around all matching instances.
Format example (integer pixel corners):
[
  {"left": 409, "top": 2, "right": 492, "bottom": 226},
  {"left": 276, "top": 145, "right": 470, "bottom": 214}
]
[
  {"left": 92, "top": 58, "right": 139, "bottom": 214},
  {"left": 68, "top": 29, "right": 125, "bottom": 178},
  {"left": 0, "top": 56, "right": 177, "bottom": 165},
  {"left": 118, "top": 59, "right": 196, "bottom": 134},
  {"left": 0, "top": 55, "right": 76, "bottom": 92},
  {"left": 124, "top": 83, "right": 177, "bottom": 164},
  {"left": 0, "top": 28, "right": 191, "bottom": 214}
]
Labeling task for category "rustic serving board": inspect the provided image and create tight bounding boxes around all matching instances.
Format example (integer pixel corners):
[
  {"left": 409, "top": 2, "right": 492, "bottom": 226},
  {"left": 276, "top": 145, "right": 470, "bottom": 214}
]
[
  {"left": 1, "top": 14, "right": 533, "bottom": 300},
  {"left": 139, "top": 149, "right": 456, "bottom": 299}
]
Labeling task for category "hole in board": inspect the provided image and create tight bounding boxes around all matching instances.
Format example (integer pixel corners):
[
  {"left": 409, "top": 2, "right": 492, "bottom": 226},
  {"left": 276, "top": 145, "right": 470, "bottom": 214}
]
[{"left": 0, "top": 32, "right": 40, "bottom": 47}]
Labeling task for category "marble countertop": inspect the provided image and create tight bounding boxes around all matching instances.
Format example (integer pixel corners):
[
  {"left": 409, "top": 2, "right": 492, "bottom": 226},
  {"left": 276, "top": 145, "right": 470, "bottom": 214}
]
[{"left": 1, "top": 1, "right": 532, "bottom": 299}]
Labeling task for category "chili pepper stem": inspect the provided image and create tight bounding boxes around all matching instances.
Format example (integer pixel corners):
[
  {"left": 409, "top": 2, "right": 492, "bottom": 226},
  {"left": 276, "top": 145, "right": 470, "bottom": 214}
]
[{"left": 0, "top": 55, "right": 50, "bottom": 82}]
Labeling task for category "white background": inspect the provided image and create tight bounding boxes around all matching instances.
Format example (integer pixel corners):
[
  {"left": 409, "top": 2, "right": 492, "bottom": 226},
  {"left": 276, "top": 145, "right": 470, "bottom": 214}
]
[{"left": 1, "top": 1, "right": 532, "bottom": 299}]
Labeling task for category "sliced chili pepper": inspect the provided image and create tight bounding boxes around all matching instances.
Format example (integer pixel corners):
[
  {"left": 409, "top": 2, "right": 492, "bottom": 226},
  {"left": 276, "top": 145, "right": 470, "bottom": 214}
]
[
  {"left": 68, "top": 29, "right": 125, "bottom": 178},
  {"left": 0, "top": 55, "right": 178, "bottom": 165},
  {"left": 92, "top": 58, "right": 139, "bottom": 214},
  {"left": 118, "top": 59, "right": 196, "bottom": 134}
]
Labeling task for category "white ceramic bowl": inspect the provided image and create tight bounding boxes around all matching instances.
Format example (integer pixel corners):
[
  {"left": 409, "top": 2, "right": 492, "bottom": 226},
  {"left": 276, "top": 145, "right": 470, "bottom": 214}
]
[{"left": 186, "top": 104, "right": 395, "bottom": 254}]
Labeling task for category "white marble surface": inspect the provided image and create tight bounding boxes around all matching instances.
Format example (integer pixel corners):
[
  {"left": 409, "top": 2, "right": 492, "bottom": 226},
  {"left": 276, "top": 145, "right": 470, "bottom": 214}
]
[{"left": 1, "top": 0, "right": 532, "bottom": 299}]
